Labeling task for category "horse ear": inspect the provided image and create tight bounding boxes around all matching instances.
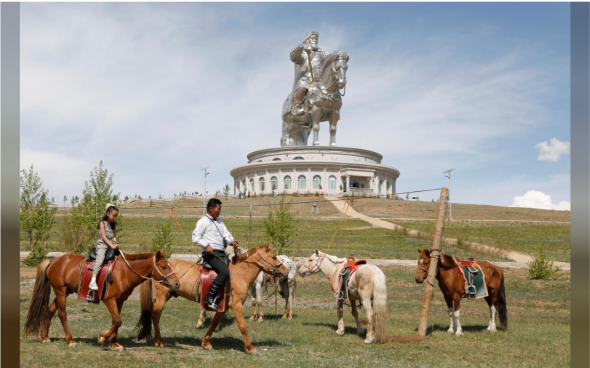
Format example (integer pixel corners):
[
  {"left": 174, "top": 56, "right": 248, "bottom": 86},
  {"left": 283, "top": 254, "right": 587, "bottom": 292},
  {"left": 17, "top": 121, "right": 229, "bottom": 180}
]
[
  {"left": 265, "top": 244, "right": 271, "bottom": 252},
  {"left": 417, "top": 249, "right": 421, "bottom": 254},
  {"left": 156, "top": 250, "right": 164, "bottom": 260},
  {"left": 315, "top": 250, "right": 319, "bottom": 256}
]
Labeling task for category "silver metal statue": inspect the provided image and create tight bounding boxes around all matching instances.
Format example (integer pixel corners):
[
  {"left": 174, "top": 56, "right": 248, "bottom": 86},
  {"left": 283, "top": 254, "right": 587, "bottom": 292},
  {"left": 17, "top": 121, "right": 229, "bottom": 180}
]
[{"left": 281, "top": 31, "right": 349, "bottom": 147}]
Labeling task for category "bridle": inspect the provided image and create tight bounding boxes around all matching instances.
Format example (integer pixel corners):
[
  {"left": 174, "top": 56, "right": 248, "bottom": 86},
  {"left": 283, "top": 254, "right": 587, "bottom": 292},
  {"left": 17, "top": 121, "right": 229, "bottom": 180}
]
[
  {"left": 300, "top": 252, "right": 328, "bottom": 276},
  {"left": 119, "top": 251, "right": 177, "bottom": 288},
  {"left": 243, "top": 247, "right": 285, "bottom": 277}
]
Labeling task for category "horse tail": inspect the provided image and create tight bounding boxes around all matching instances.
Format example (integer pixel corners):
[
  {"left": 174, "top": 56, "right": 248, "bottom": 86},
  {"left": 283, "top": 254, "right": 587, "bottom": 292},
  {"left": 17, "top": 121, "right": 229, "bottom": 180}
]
[
  {"left": 23, "top": 260, "right": 52, "bottom": 337},
  {"left": 135, "top": 280, "right": 153, "bottom": 340},
  {"left": 498, "top": 273, "right": 508, "bottom": 331},
  {"left": 372, "top": 270, "right": 388, "bottom": 343}
]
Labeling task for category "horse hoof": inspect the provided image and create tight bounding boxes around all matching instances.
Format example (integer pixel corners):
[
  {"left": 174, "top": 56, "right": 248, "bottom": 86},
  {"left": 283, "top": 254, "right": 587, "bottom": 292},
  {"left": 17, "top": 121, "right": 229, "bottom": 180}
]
[
  {"left": 246, "top": 348, "right": 258, "bottom": 355},
  {"left": 68, "top": 343, "right": 76, "bottom": 349},
  {"left": 455, "top": 331, "right": 463, "bottom": 337},
  {"left": 155, "top": 341, "right": 166, "bottom": 348},
  {"left": 335, "top": 330, "right": 345, "bottom": 336},
  {"left": 203, "top": 345, "right": 213, "bottom": 351},
  {"left": 98, "top": 336, "right": 107, "bottom": 345},
  {"left": 257, "top": 318, "right": 264, "bottom": 323},
  {"left": 114, "top": 347, "right": 125, "bottom": 353},
  {"left": 42, "top": 338, "right": 51, "bottom": 343},
  {"left": 364, "top": 339, "right": 374, "bottom": 344},
  {"left": 447, "top": 329, "right": 455, "bottom": 335},
  {"left": 249, "top": 316, "right": 255, "bottom": 321}
]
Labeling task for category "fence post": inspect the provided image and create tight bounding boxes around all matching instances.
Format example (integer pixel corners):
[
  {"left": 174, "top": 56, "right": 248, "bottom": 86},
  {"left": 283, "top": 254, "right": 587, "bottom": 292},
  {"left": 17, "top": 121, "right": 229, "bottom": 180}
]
[{"left": 417, "top": 187, "right": 449, "bottom": 336}]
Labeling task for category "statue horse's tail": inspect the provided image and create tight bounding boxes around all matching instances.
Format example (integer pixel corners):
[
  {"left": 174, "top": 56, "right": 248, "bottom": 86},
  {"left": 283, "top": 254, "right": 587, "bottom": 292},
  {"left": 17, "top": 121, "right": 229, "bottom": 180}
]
[
  {"left": 372, "top": 270, "right": 388, "bottom": 343},
  {"left": 23, "top": 260, "right": 52, "bottom": 337},
  {"left": 135, "top": 280, "right": 153, "bottom": 340},
  {"left": 498, "top": 273, "right": 508, "bottom": 331}
]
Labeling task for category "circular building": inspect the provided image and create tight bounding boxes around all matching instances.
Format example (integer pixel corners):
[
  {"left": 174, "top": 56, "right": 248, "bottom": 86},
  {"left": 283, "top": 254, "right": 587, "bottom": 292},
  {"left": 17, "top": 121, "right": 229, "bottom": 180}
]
[{"left": 230, "top": 146, "right": 400, "bottom": 197}]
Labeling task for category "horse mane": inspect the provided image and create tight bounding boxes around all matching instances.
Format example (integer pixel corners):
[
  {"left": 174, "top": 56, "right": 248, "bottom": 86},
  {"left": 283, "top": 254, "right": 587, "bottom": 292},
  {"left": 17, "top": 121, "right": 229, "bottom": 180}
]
[
  {"left": 319, "top": 252, "right": 346, "bottom": 264},
  {"left": 439, "top": 253, "right": 458, "bottom": 269},
  {"left": 124, "top": 252, "right": 156, "bottom": 261},
  {"left": 234, "top": 247, "right": 261, "bottom": 263},
  {"left": 318, "top": 51, "right": 348, "bottom": 79}
]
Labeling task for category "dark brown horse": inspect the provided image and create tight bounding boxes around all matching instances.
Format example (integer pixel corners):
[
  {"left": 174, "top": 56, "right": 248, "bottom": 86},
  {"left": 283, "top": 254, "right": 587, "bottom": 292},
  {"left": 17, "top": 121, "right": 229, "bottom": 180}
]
[
  {"left": 415, "top": 249, "right": 507, "bottom": 335},
  {"left": 136, "top": 246, "right": 288, "bottom": 354},
  {"left": 23, "top": 251, "right": 180, "bottom": 352}
]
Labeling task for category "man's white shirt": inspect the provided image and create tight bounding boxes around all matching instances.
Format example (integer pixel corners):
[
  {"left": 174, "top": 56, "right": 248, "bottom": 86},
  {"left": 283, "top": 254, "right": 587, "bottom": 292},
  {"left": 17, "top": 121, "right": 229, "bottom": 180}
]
[{"left": 192, "top": 214, "right": 235, "bottom": 252}]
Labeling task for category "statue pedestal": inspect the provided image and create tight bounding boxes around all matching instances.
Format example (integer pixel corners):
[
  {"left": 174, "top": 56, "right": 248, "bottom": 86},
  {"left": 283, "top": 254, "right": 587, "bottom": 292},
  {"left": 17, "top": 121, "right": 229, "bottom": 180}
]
[{"left": 230, "top": 146, "right": 400, "bottom": 197}]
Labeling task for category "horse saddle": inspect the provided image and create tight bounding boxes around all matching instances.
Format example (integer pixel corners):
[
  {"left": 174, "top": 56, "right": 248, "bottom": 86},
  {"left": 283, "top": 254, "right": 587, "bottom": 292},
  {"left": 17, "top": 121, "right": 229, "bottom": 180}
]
[
  {"left": 336, "top": 257, "right": 366, "bottom": 301},
  {"left": 87, "top": 247, "right": 120, "bottom": 263},
  {"left": 197, "top": 263, "right": 232, "bottom": 313},
  {"left": 456, "top": 257, "right": 489, "bottom": 300},
  {"left": 77, "top": 257, "right": 118, "bottom": 304}
]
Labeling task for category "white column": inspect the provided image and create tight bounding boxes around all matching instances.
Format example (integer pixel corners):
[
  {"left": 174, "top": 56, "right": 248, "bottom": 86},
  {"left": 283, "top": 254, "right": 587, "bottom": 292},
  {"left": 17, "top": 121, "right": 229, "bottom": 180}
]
[{"left": 346, "top": 175, "right": 350, "bottom": 193}]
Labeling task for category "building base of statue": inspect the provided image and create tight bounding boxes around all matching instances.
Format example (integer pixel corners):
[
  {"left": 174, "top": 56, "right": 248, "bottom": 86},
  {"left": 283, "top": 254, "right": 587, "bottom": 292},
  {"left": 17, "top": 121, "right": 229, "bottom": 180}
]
[{"left": 230, "top": 146, "right": 400, "bottom": 197}]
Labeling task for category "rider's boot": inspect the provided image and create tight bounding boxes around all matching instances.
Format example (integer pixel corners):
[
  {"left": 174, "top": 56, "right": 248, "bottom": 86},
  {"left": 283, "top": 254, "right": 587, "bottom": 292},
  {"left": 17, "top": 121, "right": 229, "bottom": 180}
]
[{"left": 204, "top": 282, "right": 222, "bottom": 310}]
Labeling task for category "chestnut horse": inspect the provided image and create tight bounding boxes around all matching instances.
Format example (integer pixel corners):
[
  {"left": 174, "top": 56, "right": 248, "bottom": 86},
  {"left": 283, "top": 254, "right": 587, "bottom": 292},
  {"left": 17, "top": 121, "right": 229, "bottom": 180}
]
[
  {"left": 299, "top": 251, "right": 388, "bottom": 344},
  {"left": 136, "top": 246, "right": 288, "bottom": 354},
  {"left": 23, "top": 251, "right": 180, "bottom": 352},
  {"left": 414, "top": 249, "right": 507, "bottom": 335}
]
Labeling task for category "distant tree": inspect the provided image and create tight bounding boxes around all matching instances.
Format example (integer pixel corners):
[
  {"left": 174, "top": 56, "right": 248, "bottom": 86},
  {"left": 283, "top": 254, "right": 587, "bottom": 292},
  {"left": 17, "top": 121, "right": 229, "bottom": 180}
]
[
  {"left": 63, "top": 195, "right": 68, "bottom": 206},
  {"left": 263, "top": 195, "right": 298, "bottom": 255},
  {"left": 20, "top": 165, "right": 57, "bottom": 265},
  {"left": 223, "top": 184, "right": 231, "bottom": 200},
  {"left": 151, "top": 223, "right": 173, "bottom": 258}
]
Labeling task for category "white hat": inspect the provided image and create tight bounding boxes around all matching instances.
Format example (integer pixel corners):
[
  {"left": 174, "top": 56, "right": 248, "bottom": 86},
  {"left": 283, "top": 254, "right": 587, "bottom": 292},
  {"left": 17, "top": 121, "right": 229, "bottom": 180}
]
[{"left": 105, "top": 203, "right": 116, "bottom": 212}]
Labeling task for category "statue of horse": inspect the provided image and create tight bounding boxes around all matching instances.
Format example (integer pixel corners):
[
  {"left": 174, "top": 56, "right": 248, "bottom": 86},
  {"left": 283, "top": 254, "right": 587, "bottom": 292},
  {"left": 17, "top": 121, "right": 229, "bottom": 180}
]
[
  {"left": 299, "top": 251, "right": 387, "bottom": 344},
  {"left": 281, "top": 52, "right": 349, "bottom": 147},
  {"left": 23, "top": 251, "right": 179, "bottom": 352},
  {"left": 414, "top": 249, "right": 508, "bottom": 335},
  {"left": 136, "top": 246, "right": 288, "bottom": 354}
]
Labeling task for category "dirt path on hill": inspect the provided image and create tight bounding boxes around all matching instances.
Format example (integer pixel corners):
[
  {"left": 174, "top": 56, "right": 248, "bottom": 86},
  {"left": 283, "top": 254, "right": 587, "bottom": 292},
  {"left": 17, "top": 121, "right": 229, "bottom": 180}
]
[{"left": 328, "top": 198, "right": 571, "bottom": 270}]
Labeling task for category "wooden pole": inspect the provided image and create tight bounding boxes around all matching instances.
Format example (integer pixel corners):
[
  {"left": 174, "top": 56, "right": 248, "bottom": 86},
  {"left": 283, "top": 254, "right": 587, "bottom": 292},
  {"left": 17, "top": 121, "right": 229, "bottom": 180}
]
[{"left": 417, "top": 187, "right": 449, "bottom": 336}]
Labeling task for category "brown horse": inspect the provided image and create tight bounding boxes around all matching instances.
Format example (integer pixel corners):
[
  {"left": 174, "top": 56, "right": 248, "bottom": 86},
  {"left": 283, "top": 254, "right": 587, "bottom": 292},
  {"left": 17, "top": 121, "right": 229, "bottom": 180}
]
[
  {"left": 23, "top": 251, "right": 180, "bottom": 352},
  {"left": 414, "top": 249, "right": 507, "bottom": 335},
  {"left": 136, "top": 245, "right": 288, "bottom": 354}
]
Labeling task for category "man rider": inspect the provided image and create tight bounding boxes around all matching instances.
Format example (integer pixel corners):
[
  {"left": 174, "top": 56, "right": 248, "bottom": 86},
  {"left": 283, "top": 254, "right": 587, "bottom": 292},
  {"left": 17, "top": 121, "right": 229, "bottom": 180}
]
[{"left": 192, "top": 198, "right": 239, "bottom": 310}]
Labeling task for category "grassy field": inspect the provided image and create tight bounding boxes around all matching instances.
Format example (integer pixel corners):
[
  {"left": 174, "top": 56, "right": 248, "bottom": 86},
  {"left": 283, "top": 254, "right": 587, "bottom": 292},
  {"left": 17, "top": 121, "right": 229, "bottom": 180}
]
[
  {"left": 23, "top": 213, "right": 509, "bottom": 262},
  {"left": 19, "top": 265, "right": 570, "bottom": 367},
  {"left": 351, "top": 197, "right": 571, "bottom": 222},
  {"left": 392, "top": 220, "right": 570, "bottom": 263}
]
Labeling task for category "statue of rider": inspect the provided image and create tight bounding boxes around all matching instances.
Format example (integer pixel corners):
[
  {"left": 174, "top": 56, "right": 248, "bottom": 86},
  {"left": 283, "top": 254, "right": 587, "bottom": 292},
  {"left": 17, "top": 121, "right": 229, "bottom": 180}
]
[{"left": 289, "top": 31, "right": 330, "bottom": 116}]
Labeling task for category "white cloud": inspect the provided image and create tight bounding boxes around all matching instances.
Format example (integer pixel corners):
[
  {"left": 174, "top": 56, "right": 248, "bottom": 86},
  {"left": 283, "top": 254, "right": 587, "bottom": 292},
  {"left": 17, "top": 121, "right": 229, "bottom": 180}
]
[
  {"left": 511, "top": 190, "right": 570, "bottom": 211},
  {"left": 535, "top": 138, "right": 570, "bottom": 162}
]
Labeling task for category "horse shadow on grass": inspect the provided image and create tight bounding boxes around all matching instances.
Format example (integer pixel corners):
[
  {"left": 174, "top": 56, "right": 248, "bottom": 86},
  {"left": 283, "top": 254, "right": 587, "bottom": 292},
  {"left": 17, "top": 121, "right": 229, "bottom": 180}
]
[
  {"left": 414, "top": 324, "right": 489, "bottom": 335},
  {"left": 303, "top": 322, "right": 364, "bottom": 336},
  {"left": 249, "top": 314, "right": 298, "bottom": 321}
]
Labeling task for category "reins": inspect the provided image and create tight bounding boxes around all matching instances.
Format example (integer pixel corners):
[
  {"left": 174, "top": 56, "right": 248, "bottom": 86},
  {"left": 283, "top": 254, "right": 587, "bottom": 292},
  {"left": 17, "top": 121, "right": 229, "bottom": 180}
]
[{"left": 119, "top": 251, "right": 176, "bottom": 287}]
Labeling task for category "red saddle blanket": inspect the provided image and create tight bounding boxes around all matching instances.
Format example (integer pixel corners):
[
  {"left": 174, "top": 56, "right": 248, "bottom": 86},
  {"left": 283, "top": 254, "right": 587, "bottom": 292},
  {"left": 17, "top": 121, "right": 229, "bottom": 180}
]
[
  {"left": 77, "top": 258, "right": 118, "bottom": 304},
  {"left": 198, "top": 264, "right": 231, "bottom": 312}
]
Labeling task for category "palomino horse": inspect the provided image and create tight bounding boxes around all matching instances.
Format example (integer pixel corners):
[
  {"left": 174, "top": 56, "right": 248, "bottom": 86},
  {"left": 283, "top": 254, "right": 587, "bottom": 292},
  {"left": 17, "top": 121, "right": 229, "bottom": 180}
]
[
  {"left": 23, "top": 251, "right": 179, "bottom": 352},
  {"left": 299, "top": 251, "right": 387, "bottom": 344},
  {"left": 249, "top": 254, "right": 298, "bottom": 321},
  {"left": 136, "top": 246, "right": 288, "bottom": 354},
  {"left": 414, "top": 249, "right": 507, "bottom": 335},
  {"left": 282, "top": 51, "right": 349, "bottom": 146}
]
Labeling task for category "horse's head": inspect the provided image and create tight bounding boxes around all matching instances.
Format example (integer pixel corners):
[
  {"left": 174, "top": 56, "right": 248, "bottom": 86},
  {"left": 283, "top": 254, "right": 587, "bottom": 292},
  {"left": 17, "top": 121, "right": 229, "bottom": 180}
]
[
  {"left": 240, "top": 245, "right": 288, "bottom": 278},
  {"left": 332, "top": 52, "right": 349, "bottom": 90},
  {"left": 298, "top": 250, "right": 322, "bottom": 277},
  {"left": 415, "top": 249, "right": 431, "bottom": 284},
  {"left": 152, "top": 250, "right": 181, "bottom": 291}
]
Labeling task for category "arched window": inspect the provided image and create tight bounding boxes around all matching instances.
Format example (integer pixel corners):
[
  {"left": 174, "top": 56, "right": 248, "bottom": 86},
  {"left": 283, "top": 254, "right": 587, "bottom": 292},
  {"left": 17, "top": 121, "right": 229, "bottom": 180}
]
[
  {"left": 298, "top": 175, "right": 307, "bottom": 190},
  {"left": 272, "top": 158, "right": 281, "bottom": 161},
  {"left": 259, "top": 177, "right": 265, "bottom": 192},
  {"left": 293, "top": 156, "right": 304, "bottom": 160},
  {"left": 284, "top": 175, "right": 292, "bottom": 190},
  {"left": 270, "top": 176, "right": 278, "bottom": 190},
  {"left": 313, "top": 175, "right": 322, "bottom": 189},
  {"left": 249, "top": 178, "right": 254, "bottom": 193},
  {"left": 328, "top": 176, "right": 337, "bottom": 190}
]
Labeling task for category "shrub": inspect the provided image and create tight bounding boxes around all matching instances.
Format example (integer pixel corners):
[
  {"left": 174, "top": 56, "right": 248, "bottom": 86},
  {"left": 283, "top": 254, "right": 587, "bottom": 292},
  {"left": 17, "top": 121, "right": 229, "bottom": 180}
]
[
  {"left": 263, "top": 195, "right": 299, "bottom": 255},
  {"left": 21, "top": 166, "right": 57, "bottom": 266},
  {"left": 528, "top": 249, "right": 560, "bottom": 280},
  {"left": 151, "top": 223, "right": 173, "bottom": 258}
]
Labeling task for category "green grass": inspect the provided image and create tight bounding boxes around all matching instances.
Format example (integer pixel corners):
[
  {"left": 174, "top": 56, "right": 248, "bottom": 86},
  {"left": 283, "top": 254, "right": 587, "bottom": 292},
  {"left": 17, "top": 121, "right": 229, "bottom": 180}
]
[
  {"left": 393, "top": 221, "right": 570, "bottom": 263},
  {"left": 24, "top": 216, "right": 507, "bottom": 262},
  {"left": 19, "top": 266, "right": 570, "bottom": 367}
]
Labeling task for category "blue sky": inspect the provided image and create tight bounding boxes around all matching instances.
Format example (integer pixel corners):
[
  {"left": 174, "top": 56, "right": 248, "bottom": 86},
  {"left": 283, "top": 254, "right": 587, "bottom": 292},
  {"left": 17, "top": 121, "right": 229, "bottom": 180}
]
[{"left": 20, "top": 3, "right": 571, "bottom": 209}]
